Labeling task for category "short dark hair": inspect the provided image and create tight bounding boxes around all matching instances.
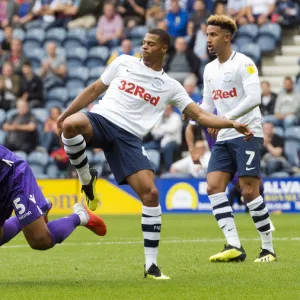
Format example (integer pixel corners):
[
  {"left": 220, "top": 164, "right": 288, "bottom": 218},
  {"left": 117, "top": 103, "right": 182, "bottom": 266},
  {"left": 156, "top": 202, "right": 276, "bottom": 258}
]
[
  {"left": 284, "top": 76, "right": 293, "bottom": 82},
  {"left": 147, "top": 28, "right": 171, "bottom": 49},
  {"left": 23, "top": 61, "right": 32, "bottom": 68}
]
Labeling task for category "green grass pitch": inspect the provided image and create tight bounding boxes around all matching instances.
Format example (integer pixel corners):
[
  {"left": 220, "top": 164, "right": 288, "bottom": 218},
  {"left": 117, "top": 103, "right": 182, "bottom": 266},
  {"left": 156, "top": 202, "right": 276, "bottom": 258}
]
[{"left": 0, "top": 213, "right": 299, "bottom": 300}]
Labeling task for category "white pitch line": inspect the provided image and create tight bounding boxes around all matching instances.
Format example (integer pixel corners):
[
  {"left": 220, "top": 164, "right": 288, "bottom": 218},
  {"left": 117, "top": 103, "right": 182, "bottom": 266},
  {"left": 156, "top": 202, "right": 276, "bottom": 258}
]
[{"left": 1, "top": 237, "right": 300, "bottom": 249}]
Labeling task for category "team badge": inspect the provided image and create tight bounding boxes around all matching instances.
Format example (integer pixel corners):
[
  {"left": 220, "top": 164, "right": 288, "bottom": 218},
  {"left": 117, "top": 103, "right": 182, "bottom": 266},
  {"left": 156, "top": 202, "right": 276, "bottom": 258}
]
[
  {"left": 152, "top": 77, "right": 164, "bottom": 90},
  {"left": 223, "top": 72, "right": 232, "bottom": 83}
]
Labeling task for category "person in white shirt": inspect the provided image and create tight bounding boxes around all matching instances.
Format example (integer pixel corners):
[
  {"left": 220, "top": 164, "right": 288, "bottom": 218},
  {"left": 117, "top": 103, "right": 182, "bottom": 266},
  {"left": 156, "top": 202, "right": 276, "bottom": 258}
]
[
  {"left": 199, "top": 15, "right": 276, "bottom": 263},
  {"left": 246, "top": 0, "right": 276, "bottom": 26},
  {"left": 56, "top": 28, "right": 253, "bottom": 280},
  {"left": 169, "top": 140, "right": 210, "bottom": 177},
  {"left": 145, "top": 104, "right": 183, "bottom": 171}
]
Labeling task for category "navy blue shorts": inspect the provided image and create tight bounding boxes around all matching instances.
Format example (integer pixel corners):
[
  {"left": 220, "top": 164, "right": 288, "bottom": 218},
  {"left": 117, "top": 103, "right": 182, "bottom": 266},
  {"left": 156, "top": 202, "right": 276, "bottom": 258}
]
[
  {"left": 85, "top": 112, "right": 154, "bottom": 185},
  {"left": 207, "top": 137, "right": 264, "bottom": 178}
]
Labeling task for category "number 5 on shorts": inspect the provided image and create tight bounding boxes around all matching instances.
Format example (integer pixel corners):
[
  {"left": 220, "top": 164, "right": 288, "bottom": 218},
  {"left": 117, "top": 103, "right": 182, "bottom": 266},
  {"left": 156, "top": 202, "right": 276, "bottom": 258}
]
[
  {"left": 245, "top": 151, "right": 255, "bottom": 165},
  {"left": 13, "top": 198, "right": 25, "bottom": 215}
]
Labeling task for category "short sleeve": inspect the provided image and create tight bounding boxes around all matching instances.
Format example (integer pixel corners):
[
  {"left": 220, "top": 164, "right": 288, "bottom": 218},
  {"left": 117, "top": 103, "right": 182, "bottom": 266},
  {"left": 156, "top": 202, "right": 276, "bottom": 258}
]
[
  {"left": 201, "top": 66, "right": 216, "bottom": 113},
  {"left": 238, "top": 57, "right": 260, "bottom": 88},
  {"left": 169, "top": 81, "right": 194, "bottom": 112},
  {"left": 100, "top": 55, "right": 123, "bottom": 86}
]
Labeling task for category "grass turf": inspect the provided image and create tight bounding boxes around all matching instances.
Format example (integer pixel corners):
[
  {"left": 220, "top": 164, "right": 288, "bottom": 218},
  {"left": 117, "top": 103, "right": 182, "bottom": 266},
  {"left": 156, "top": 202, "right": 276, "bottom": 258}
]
[{"left": 0, "top": 214, "right": 299, "bottom": 300}]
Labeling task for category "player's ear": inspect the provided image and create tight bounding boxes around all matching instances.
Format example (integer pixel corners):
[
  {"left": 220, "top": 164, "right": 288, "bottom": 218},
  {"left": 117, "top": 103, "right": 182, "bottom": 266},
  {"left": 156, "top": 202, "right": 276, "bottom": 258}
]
[{"left": 162, "top": 44, "right": 168, "bottom": 54}]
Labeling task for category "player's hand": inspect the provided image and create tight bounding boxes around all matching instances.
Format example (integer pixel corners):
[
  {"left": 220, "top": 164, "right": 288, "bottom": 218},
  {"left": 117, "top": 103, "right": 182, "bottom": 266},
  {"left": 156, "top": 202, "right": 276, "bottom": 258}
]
[
  {"left": 232, "top": 121, "right": 254, "bottom": 141},
  {"left": 207, "top": 127, "right": 219, "bottom": 138}
]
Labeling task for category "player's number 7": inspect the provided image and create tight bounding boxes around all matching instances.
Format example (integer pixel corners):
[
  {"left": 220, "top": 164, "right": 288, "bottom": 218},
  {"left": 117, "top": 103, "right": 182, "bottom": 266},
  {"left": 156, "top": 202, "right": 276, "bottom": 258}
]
[
  {"left": 245, "top": 151, "right": 255, "bottom": 165},
  {"left": 13, "top": 198, "right": 26, "bottom": 215}
]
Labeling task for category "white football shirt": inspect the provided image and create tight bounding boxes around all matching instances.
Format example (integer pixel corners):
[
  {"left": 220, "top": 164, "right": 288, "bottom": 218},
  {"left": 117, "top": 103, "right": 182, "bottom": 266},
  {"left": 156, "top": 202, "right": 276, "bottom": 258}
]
[
  {"left": 91, "top": 55, "right": 193, "bottom": 139},
  {"left": 202, "top": 51, "right": 263, "bottom": 141}
]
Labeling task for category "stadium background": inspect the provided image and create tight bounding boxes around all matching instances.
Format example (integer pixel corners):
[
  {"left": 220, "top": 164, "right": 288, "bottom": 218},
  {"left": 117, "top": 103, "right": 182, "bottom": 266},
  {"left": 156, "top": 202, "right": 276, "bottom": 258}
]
[{"left": 0, "top": 0, "right": 300, "bottom": 214}]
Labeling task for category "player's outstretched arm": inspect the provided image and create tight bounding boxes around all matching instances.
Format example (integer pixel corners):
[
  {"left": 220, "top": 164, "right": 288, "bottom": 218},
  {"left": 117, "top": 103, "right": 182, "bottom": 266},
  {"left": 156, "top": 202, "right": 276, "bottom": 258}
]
[
  {"left": 57, "top": 80, "right": 108, "bottom": 129},
  {"left": 183, "top": 102, "right": 253, "bottom": 140}
]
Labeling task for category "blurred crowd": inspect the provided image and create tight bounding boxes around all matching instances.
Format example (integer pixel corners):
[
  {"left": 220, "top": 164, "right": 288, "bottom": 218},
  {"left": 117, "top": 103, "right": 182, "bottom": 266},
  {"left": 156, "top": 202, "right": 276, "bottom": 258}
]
[{"left": 0, "top": 0, "right": 299, "bottom": 179}]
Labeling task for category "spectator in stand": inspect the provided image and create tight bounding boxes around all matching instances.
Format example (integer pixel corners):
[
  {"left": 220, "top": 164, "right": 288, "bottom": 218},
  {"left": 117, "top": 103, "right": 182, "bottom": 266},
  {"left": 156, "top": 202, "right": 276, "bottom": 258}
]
[
  {"left": 214, "top": 2, "right": 226, "bottom": 15},
  {"left": 166, "top": 140, "right": 210, "bottom": 178},
  {"left": 107, "top": 39, "right": 140, "bottom": 65},
  {"left": 40, "top": 42, "right": 67, "bottom": 90},
  {"left": 20, "top": 61, "right": 44, "bottom": 108},
  {"left": 30, "top": 0, "right": 57, "bottom": 29},
  {"left": 227, "top": 0, "right": 248, "bottom": 26},
  {"left": 164, "top": 37, "right": 200, "bottom": 83},
  {"left": 192, "top": 22, "right": 209, "bottom": 75},
  {"left": 0, "top": 38, "right": 29, "bottom": 75},
  {"left": 165, "top": 0, "right": 194, "bottom": 14},
  {"left": 146, "top": 0, "right": 165, "bottom": 29},
  {"left": 0, "top": 61, "right": 22, "bottom": 111},
  {"left": 144, "top": 104, "right": 183, "bottom": 171},
  {"left": 261, "top": 122, "right": 294, "bottom": 176},
  {"left": 117, "top": 0, "right": 148, "bottom": 28},
  {"left": 260, "top": 81, "right": 277, "bottom": 117},
  {"left": 187, "top": 0, "right": 207, "bottom": 37},
  {"left": 246, "top": 0, "right": 276, "bottom": 26},
  {"left": 3, "top": 99, "right": 38, "bottom": 154},
  {"left": 9, "top": 0, "right": 36, "bottom": 28},
  {"left": 165, "top": 0, "right": 188, "bottom": 39},
  {"left": 0, "top": 0, "right": 9, "bottom": 28},
  {"left": 272, "top": 0, "right": 300, "bottom": 27},
  {"left": 42, "top": 106, "right": 61, "bottom": 153},
  {"left": 183, "top": 74, "right": 201, "bottom": 103},
  {"left": 0, "top": 26, "right": 13, "bottom": 54},
  {"left": 263, "top": 77, "right": 300, "bottom": 129},
  {"left": 96, "top": 2, "right": 123, "bottom": 48}
]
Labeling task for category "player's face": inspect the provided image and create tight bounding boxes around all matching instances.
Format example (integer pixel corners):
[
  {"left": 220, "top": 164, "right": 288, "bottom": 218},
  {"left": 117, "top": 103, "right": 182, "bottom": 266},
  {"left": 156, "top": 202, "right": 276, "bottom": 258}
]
[
  {"left": 141, "top": 33, "right": 168, "bottom": 62},
  {"left": 206, "top": 25, "right": 230, "bottom": 55}
]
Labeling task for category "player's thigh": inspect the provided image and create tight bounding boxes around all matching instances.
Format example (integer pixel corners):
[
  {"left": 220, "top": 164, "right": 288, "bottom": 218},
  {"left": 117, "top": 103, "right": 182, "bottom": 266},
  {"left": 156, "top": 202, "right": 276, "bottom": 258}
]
[
  {"left": 62, "top": 112, "right": 94, "bottom": 143},
  {"left": 22, "top": 215, "right": 52, "bottom": 250},
  {"left": 206, "top": 171, "right": 232, "bottom": 195},
  {"left": 126, "top": 170, "right": 158, "bottom": 207}
]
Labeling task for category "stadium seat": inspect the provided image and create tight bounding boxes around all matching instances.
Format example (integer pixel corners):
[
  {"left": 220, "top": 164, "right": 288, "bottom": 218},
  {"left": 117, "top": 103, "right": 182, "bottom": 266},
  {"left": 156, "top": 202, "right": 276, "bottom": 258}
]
[
  {"left": 14, "top": 151, "right": 27, "bottom": 160},
  {"left": 32, "top": 108, "right": 49, "bottom": 124},
  {"left": 13, "top": 28, "right": 26, "bottom": 41},
  {"left": 25, "top": 28, "right": 45, "bottom": 45},
  {"left": 25, "top": 19, "right": 43, "bottom": 30},
  {"left": 26, "top": 48, "right": 46, "bottom": 70},
  {"left": 284, "top": 126, "right": 300, "bottom": 166},
  {"left": 6, "top": 108, "right": 18, "bottom": 121},
  {"left": 23, "top": 40, "right": 41, "bottom": 55},
  {"left": 45, "top": 101, "right": 64, "bottom": 111},
  {"left": 85, "top": 47, "right": 109, "bottom": 68},
  {"left": 66, "top": 47, "right": 88, "bottom": 68},
  {"left": 66, "top": 79, "right": 85, "bottom": 90},
  {"left": 27, "top": 151, "right": 49, "bottom": 167},
  {"left": 46, "top": 162, "right": 59, "bottom": 178},
  {"left": 239, "top": 43, "right": 261, "bottom": 66},
  {"left": 258, "top": 23, "right": 281, "bottom": 44},
  {"left": 256, "top": 36, "right": 276, "bottom": 54},
  {"left": 0, "top": 108, "right": 6, "bottom": 125},
  {"left": 0, "top": 130, "right": 6, "bottom": 144},
  {"left": 47, "top": 87, "right": 68, "bottom": 106},
  {"left": 29, "top": 164, "right": 47, "bottom": 178},
  {"left": 234, "top": 36, "right": 254, "bottom": 48},
  {"left": 129, "top": 25, "right": 148, "bottom": 39},
  {"left": 45, "top": 28, "right": 67, "bottom": 46},
  {"left": 0, "top": 29, "right": 3, "bottom": 43},
  {"left": 236, "top": 24, "right": 259, "bottom": 41},
  {"left": 274, "top": 126, "right": 284, "bottom": 137},
  {"left": 146, "top": 149, "right": 160, "bottom": 173},
  {"left": 87, "top": 27, "right": 98, "bottom": 48},
  {"left": 68, "top": 67, "right": 89, "bottom": 84},
  {"left": 67, "top": 86, "right": 84, "bottom": 102},
  {"left": 89, "top": 66, "right": 106, "bottom": 81},
  {"left": 64, "top": 29, "right": 87, "bottom": 49}
]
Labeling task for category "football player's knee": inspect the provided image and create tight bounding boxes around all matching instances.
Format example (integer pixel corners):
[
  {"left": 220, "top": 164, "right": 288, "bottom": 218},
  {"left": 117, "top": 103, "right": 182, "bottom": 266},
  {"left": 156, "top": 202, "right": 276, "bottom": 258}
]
[
  {"left": 29, "top": 233, "right": 53, "bottom": 250},
  {"left": 62, "top": 117, "right": 75, "bottom": 136},
  {"left": 241, "top": 185, "right": 255, "bottom": 201},
  {"left": 207, "top": 183, "right": 220, "bottom": 195},
  {"left": 142, "top": 187, "right": 159, "bottom": 204}
]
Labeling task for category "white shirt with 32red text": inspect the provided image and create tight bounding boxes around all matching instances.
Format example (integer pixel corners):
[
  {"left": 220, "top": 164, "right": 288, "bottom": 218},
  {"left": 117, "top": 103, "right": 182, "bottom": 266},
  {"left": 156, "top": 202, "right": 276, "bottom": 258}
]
[
  {"left": 91, "top": 55, "right": 193, "bottom": 139},
  {"left": 201, "top": 51, "right": 263, "bottom": 141}
]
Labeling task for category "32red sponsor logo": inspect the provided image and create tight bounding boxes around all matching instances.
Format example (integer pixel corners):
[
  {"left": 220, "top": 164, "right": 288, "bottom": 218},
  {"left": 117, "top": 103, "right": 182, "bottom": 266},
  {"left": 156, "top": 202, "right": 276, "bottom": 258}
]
[
  {"left": 118, "top": 80, "right": 160, "bottom": 106},
  {"left": 212, "top": 87, "right": 237, "bottom": 100}
]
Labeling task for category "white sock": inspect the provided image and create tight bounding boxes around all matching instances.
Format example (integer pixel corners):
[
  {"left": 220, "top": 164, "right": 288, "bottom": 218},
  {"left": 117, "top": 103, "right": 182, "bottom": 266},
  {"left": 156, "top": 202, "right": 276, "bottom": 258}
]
[
  {"left": 142, "top": 205, "right": 161, "bottom": 270},
  {"left": 62, "top": 134, "right": 92, "bottom": 185},
  {"left": 209, "top": 192, "right": 241, "bottom": 248},
  {"left": 247, "top": 196, "right": 274, "bottom": 253}
]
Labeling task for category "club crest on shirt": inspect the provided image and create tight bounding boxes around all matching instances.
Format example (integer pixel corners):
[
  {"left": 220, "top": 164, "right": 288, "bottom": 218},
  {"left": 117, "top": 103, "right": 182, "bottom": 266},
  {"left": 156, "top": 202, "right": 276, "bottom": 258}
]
[
  {"left": 152, "top": 77, "right": 164, "bottom": 90},
  {"left": 223, "top": 72, "right": 232, "bottom": 83}
]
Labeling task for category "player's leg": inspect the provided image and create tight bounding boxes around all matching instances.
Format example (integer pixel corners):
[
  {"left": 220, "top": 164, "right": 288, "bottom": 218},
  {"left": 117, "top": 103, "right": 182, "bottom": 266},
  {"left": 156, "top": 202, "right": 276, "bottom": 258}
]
[
  {"left": 126, "top": 170, "right": 169, "bottom": 280},
  {"left": 236, "top": 137, "right": 276, "bottom": 262},
  {"left": 62, "top": 112, "right": 99, "bottom": 211},
  {"left": 0, "top": 216, "right": 22, "bottom": 246},
  {"left": 206, "top": 142, "right": 245, "bottom": 262}
]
